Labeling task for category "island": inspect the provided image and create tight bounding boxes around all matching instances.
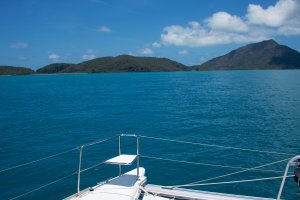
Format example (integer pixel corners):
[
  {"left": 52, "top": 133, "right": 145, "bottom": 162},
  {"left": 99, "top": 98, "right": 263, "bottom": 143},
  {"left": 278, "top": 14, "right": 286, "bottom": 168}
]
[
  {"left": 37, "top": 55, "right": 188, "bottom": 73},
  {"left": 192, "top": 40, "right": 300, "bottom": 70},
  {"left": 0, "top": 65, "right": 35, "bottom": 75},
  {"left": 1, "top": 39, "right": 300, "bottom": 75}
]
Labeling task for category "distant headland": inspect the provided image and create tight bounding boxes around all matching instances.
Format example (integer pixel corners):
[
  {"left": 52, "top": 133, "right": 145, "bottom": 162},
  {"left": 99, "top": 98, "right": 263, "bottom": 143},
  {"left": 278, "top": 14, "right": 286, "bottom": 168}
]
[{"left": 1, "top": 39, "right": 300, "bottom": 75}]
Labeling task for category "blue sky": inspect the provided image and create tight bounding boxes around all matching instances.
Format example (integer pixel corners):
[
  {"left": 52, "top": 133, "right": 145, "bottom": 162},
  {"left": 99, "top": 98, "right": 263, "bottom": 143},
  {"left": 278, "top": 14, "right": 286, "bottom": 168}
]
[{"left": 1, "top": 0, "right": 300, "bottom": 69}]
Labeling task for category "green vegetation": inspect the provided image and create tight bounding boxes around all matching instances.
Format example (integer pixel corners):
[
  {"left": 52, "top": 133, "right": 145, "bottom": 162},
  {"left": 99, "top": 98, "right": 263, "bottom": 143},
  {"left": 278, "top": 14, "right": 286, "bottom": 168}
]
[
  {"left": 36, "top": 63, "right": 78, "bottom": 73},
  {"left": 37, "top": 55, "right": 188, "bottom": 73},
  {"left": 1, "top": 40, "right": 300, "bottom": 75},
  {"left": 192, "top": 40, "right": 300, "bottom": 70},
  {"left": 0, "top": 66, "right": 35, "bottom": 75}
]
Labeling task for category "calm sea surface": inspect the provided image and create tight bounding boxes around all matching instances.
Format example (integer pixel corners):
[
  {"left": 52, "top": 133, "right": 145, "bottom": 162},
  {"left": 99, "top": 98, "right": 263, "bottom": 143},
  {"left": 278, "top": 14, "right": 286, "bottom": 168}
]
[{"left": 0, "top": 71, "right": 300, "bottom": 200}]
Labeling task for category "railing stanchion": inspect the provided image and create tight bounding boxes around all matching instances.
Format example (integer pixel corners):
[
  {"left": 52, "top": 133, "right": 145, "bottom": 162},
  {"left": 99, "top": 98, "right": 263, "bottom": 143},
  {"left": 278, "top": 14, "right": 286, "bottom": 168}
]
[
  {"left": 77, "top": 145, "right": 84, "bottom": 194},
  {"left": 277, "top": 155, "right": 300, "bottom": 200},
  {"left": 119, "top": 135, "right": 122, "bottom": 176},
  {"left": 137, "top": 136, "right": 140, "bottom": 178}
]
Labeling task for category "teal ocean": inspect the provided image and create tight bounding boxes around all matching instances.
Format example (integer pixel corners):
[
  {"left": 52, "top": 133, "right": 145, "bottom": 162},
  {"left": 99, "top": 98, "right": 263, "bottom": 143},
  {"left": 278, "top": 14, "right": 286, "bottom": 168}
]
[{"left": 0, "top": 71, "right": 300, "bottom": 199}]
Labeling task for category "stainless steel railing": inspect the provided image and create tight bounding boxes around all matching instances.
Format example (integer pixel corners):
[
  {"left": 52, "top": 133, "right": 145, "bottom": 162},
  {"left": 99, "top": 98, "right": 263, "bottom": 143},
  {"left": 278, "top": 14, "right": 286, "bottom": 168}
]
[
  {"left": 277, "top": 155, "right": 300, "bottom": 200},
  {"left": 76, "top": 134, "right": 140, "bottom": 193}
]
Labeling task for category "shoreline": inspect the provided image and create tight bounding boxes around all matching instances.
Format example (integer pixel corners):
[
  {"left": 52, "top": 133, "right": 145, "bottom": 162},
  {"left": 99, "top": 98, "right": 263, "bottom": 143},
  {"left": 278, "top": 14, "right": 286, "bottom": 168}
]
[{"left": 1, "top": 68, "right": 300, "bottom": 76}]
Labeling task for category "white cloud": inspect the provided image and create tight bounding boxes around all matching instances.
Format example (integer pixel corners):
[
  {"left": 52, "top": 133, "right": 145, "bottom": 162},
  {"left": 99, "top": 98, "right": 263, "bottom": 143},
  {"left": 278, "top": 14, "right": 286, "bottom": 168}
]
[
  {"left": 10, "top": 42, "right": 28, "bottom": 49},
  {"left": 247, "top": 0, "right": 300, "bottom": 36},
  {"left": 247, "top": 0, "right": 298, "bottom": 27},
  {"left": 161, "top": 22, "right": 250, "bottom": 47},
  {"left": 207, "top": 12, "right": 248, "bottom": 32},
  {"left": 82, "top": 54, "right": 96, "bottom": 60},
  {"left": 82, "top": 49, "right": 96, "bottom": 60},
  {"left": 160, "top": 0, "right": 300, "bottom": 47},
  {"left": 48, "top": 53, "right": 60, "bottom": 62},
  {"left": 140, "top": 48, "right": 153, "bottom": 55},
  {"left": 152, "top": 42, "right": 161, "bottom": 48},
  {"left": 278, "top": 26, "right": 300, "bottom": 35},
  {"left": 98, "top": 26, "right": 111, "bottom": 32},
  {"left": 178, "top": 50, "right": 189, "bottom": 55}
]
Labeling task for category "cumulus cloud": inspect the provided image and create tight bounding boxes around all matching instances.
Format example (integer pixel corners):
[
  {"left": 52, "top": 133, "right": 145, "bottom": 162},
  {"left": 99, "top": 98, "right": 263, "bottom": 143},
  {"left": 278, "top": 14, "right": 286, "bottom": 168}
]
[
  {"left": 207, "top": 12, "right": 248, "bottom": 32},
  {"left": 82, "top": 54, "right": 96, "bottom": 60},
  {"left": 178, "top": 50, "right": 189, "bottom": 55},
  {"left": 278, "top": 25, "right": 300, "bottom": 35},
  {"left": 98, "top": 26, "right": 111, "bottom": 32},
  {"left": 247, "top": 0, "right": 300, "bottom": 36},
  {"left": 140, "top": 48, "right": 153, "bottom": 55},
  {"left": 10, "top": 42, "right": 28, "bottom": 49},
  {"left": 161, "top": 22, "right": 257, "bottom": 46},
  {"left": 247, "top": 0, "right": 298, "bottom": 27},
  {"left": 160, "top": 0, "right": 300, "bottom": 47},
  {"left": 48, "top": 53, "right": 60, "bottom": 62},
  {"left": 152, "top": 42, "right": 161, "bottom": 48}
]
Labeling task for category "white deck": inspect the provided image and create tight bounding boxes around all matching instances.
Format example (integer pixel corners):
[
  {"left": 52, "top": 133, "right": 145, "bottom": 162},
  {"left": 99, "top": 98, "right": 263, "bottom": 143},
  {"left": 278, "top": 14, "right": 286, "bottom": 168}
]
[
  {"left": 144, "top": 184, "right": 276, "bottom": 200},
  {"left": 105, "top": 154, "right": 137, "bottom": 165},
  {"left": 65, "top": 167, "right": 146, "bottom": 200}
]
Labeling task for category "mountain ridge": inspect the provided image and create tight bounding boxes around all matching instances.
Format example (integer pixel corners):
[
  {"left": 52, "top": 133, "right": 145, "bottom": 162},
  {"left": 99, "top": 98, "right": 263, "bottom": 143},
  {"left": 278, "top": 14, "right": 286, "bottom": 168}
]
[
  {"left": 192, "top": 39, "right": 300, "bottom": 70},
  {"left": 2, "top": 39, "right": 300, "bottom": 75},
  {"left": 0, "top": 65, "right": 35, "bottom": 75},
  {"left": 36, "top": 55, "right": 188, "bottom": 73}
]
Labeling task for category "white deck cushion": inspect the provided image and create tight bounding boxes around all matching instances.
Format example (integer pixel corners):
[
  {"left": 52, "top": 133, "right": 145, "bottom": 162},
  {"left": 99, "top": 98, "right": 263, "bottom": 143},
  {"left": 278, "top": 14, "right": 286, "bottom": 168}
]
[
  {"left": 105, "top": 154, "right": 137, "bottom": 165},
  {"left": 66, "top": 168, "right": 145, "bottom": 200}
]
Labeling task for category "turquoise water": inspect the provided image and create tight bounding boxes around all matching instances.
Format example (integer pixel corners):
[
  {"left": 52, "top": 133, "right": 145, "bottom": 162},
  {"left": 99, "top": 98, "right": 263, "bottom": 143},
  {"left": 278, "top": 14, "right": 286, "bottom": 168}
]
[{"left": 0, "top": 71, "right": 300, "bottom": 199}]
